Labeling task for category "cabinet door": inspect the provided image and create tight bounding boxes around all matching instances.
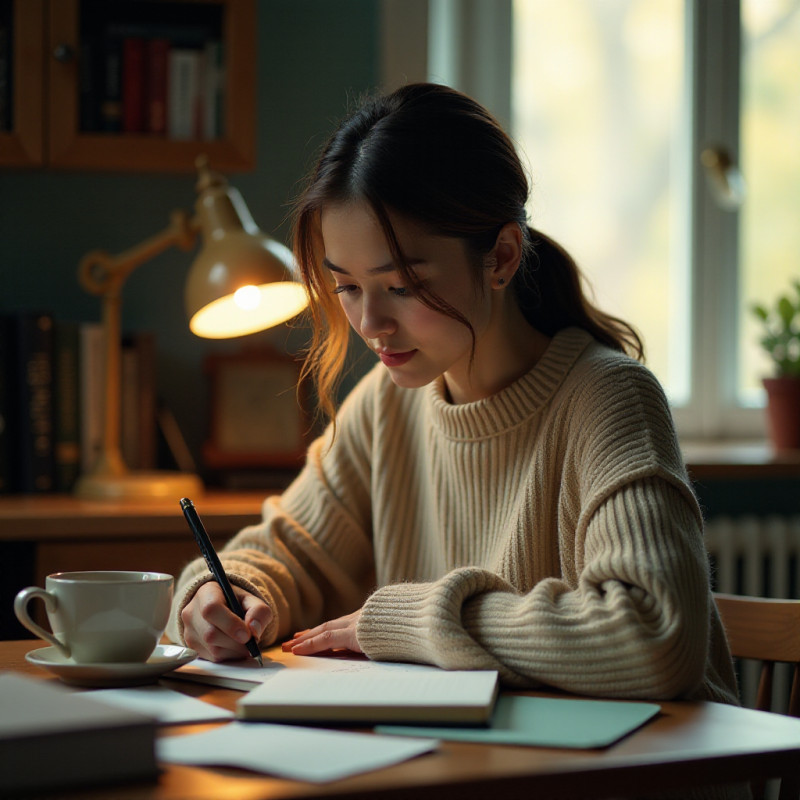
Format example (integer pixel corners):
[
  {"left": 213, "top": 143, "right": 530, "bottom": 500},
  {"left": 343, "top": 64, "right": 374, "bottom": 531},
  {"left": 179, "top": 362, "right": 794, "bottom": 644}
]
[
  {"left": 47, "top": 0, "right": 255, "bottom": 172},
  {"left": 0, "top": 0, "right": 45, "bottom": 167}
]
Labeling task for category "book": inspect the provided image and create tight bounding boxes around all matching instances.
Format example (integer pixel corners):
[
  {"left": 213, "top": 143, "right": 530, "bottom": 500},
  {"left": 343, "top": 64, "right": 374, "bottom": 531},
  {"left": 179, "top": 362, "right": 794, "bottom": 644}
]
[
  {"left": 145, "top": 37, "right": 169, "bottom": 135},
  {"left": 120, "top": 331, "right": 157, "bottom": 470},
  {"left": 201, "top": 40, "right": 224, "bottom": 139},
  {"left": 100, "top": 33, "right": 123, "bottom": 132},
  {"left": 167, "top": 48, "right": 202, "bottom": 140},
  {"left": 377, "top": 694, "right": 662, "bottom": 749},
  {"left": 233, "top": 658, "right": 499, "bottom": 725},
  {"left": 79, "top": 322, "right": 105, "bottom": 475},
  {"left": 4, "top": 312, "right": 56, "bottom": 493},
  {"left": 53, "top": 320, "right": 82, "bottom": 492},
  {"left": 0, "top": 316, "right": 12, "bottom": 493},
  {"left": 0, "top": 672, "right": 158, "bottom": 794},
  {"left": 0, "top": 22, "right": 10, "bottom": 133},
  {"left": 122, "top": 37, "right": 146, "bottom": 133}
]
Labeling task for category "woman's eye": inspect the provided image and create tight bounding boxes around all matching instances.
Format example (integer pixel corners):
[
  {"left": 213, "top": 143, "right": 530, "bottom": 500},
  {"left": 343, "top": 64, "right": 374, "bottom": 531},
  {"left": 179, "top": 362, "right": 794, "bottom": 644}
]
[
  {"left": 332, "top": 284, "right": 358, "bottom": 295},
  {"left": 389, "top": 286, "right": 412, "bottom": 297}
]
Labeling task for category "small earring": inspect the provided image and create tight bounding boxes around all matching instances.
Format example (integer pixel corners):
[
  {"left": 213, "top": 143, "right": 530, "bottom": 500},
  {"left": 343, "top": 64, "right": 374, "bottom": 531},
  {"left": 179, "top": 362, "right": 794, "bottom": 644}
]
[{"left": 497, "top": 278, "right": 505, "bottom": 286}]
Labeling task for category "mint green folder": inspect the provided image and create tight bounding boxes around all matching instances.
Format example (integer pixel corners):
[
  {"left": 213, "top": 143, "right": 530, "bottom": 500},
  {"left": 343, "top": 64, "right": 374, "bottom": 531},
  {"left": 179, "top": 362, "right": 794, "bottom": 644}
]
[{"left": 376, "top": 694, "right": 661, "bottom": 749}]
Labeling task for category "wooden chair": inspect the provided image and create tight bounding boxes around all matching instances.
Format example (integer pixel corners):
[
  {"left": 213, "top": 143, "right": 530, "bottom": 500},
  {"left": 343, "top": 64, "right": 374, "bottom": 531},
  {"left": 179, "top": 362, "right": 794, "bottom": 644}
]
[{"left": 714, "top": 592, "right": 800, "bottom": 800}]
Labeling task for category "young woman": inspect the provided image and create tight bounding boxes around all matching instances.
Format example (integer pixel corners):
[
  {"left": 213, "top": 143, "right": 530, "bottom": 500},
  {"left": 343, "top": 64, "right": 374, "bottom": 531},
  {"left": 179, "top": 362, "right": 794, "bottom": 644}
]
[{"left": 168, "top": 83, "right": 737, "bottom": 708}]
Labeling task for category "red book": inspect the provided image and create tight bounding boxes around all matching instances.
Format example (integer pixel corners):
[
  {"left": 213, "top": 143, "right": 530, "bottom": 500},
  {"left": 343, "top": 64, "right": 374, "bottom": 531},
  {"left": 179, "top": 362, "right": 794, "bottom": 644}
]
[
  {"left": 122, "top": 37, "right": 145, "bottom": 133},
  {"left": 146, "top": 38, "right": 169, "bottom": 135}
]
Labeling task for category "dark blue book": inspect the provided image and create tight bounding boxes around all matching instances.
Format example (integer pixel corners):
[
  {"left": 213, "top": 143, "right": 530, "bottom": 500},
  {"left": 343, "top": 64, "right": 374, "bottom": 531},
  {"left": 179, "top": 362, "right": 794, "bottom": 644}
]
[
  {"left": 5, "top": 312, "right": 56, "bottom": 493},
  {"left": 0, "top": 316, "right": 12, "bottom": 493}
]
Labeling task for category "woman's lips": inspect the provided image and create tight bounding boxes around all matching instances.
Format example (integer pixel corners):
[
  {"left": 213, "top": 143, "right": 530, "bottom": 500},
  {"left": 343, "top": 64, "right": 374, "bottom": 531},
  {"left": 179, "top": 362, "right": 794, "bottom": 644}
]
[{"left": 379, "top": 350, "right": 417, "bottom": 367}]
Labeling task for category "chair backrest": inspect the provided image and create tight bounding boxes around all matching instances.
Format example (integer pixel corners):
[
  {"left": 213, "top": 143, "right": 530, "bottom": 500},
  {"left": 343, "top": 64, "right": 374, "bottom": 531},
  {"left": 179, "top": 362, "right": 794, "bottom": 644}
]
[{"left": 713, "top": 592, "right": 800, "bottom": 716}]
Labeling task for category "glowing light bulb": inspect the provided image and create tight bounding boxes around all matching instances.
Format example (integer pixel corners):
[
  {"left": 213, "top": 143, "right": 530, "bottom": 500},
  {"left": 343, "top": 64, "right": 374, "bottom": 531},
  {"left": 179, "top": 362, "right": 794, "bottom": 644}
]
[{"left": 233, "top": 285, "right": 261, "bottom": 310}]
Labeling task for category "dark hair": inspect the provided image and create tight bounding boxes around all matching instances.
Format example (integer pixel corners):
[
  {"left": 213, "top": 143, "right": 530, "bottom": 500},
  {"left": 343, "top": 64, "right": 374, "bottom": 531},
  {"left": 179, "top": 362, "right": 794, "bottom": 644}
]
[{"left": 292, "top": 83, "right": 643, "bottom": 424}]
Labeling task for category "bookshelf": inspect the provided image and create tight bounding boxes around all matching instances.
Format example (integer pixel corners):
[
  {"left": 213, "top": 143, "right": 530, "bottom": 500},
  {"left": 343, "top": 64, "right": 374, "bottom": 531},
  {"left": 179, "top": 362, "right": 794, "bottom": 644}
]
[{"left": 0, "top": 0, "right": 255, "bottom": 171}]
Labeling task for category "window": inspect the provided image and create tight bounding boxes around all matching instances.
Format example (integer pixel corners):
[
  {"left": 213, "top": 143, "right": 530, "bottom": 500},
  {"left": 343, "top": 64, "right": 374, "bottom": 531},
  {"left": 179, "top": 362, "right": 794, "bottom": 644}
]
[{"left": 385, "top": 0, "right": 800, "bottom": 441}]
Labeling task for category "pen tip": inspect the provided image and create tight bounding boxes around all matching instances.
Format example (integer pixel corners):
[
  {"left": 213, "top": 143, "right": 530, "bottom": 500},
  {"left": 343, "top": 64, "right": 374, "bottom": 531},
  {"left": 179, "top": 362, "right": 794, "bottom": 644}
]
[{"left": 255, "top": 654, "right": 264, "bottom": 667}]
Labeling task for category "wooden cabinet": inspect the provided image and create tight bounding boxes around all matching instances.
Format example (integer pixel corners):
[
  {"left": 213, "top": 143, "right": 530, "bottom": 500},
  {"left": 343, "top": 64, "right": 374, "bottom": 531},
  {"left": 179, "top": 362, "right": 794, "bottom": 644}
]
[
  {"left": 0, "top": 0, "right": 255, "bottom": 171},
  {"left": 0, "top": 491, "right": 266, "bottom": 638}
]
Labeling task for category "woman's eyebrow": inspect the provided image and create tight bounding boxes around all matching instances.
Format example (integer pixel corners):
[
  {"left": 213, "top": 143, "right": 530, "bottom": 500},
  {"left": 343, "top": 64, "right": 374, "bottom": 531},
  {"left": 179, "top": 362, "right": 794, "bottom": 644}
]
[{"left": 323, "top": 257, "right": 425, "bottom": 275}]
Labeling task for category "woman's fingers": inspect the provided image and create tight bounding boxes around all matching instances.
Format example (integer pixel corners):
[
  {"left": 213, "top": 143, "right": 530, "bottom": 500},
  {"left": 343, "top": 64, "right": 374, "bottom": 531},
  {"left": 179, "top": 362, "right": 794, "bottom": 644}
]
[
  {"left": 181, "top": 582, "right": 271, "bottom": 662},
  {"left": 282, "top": 609, "right": 363, "bottom": 655}
]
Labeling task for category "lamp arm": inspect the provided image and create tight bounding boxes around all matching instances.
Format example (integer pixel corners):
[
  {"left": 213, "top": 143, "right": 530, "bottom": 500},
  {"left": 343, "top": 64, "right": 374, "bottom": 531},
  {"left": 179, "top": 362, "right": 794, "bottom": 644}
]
[
  {"left": 79, "top": 209, "right": 199, "bottom": 297},
  {"left": 78, "top": 209, "right": 200, "bottom": 481}
]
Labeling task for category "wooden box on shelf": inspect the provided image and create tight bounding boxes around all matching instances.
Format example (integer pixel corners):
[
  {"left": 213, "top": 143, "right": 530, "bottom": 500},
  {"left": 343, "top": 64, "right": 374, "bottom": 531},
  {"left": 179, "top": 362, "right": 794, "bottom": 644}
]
[{"left": 203, "top": 347, "right": 312, "bottom": 473}]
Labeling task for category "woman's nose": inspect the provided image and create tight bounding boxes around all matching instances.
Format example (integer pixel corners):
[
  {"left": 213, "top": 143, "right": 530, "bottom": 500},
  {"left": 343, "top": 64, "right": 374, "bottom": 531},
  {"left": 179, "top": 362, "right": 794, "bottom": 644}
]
[{"left": 360, "top": 293, "right": 396, "bottom": 340}]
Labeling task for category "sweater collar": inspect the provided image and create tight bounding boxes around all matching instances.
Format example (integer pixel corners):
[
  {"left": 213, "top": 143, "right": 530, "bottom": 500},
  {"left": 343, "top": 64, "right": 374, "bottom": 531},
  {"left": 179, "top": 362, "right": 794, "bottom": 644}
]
[{"left": 426, "top": 327, "right": 593, "bottom": 440}]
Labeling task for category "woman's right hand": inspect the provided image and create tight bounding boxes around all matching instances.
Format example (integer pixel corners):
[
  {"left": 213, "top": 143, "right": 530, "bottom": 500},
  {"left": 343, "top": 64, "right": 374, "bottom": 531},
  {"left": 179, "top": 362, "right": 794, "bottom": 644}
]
[{"left": 181, "top": 581, "right": 273, "bottom": 662}]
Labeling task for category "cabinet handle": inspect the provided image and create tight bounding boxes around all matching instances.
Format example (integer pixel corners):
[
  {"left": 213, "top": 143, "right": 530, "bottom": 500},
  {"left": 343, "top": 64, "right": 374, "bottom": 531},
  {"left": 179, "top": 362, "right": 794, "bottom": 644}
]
[{"left": 53, "top": 44, "right": 76, "bottom": 63}]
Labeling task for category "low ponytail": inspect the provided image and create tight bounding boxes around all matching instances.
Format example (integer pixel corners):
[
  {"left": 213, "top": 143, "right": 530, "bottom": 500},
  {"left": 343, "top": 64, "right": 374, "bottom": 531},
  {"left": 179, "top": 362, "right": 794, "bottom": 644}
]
[{"left": 514, "top": 228, "right": 645, "bottom": 362}]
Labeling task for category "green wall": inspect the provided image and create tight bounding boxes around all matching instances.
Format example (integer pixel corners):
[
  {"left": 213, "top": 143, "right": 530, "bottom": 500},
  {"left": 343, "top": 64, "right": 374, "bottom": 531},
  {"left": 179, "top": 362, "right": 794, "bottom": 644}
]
[{"left": 0, "top": 1, "right": 380, "bottom": 475}]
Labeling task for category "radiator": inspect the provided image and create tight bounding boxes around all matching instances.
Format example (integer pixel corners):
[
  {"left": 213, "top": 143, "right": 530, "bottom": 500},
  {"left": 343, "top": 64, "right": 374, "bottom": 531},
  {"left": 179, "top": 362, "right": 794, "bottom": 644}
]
[{"left": 705, "top": 515, "right": 800, "bottom": 712}]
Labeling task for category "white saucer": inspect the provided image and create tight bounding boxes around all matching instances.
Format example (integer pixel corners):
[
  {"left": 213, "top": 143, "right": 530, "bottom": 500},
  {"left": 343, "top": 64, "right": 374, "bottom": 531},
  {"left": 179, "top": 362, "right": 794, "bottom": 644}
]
[{"left": 25, "top": 644, "right": 198, "bottom": 688}]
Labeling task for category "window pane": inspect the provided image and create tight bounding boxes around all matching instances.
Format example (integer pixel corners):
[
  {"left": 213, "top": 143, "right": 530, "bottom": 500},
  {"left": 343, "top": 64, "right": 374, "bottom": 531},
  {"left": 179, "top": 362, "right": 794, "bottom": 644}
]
[
  {"left": 738, "top": 0, "right": 800, "bottom": 403},
  {"left": 511, "top": 0, "right": 688, "bottom": 402}
]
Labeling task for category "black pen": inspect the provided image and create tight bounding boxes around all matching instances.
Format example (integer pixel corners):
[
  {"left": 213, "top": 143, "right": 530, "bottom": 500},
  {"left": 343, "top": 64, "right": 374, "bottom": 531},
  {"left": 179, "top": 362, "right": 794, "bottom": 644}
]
[{"left": 180, "top": 497, "right": 264, "bottom": 667}]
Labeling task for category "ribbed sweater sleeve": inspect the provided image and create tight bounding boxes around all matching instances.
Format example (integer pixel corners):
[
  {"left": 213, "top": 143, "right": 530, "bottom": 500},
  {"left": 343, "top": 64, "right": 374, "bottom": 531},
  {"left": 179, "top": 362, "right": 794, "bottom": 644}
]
[
  {"left": 358, "top": 477, "right": 712, "bottom": 699},
  {"left": 166, "top": 378, "right": 379, "bottom": 648}
]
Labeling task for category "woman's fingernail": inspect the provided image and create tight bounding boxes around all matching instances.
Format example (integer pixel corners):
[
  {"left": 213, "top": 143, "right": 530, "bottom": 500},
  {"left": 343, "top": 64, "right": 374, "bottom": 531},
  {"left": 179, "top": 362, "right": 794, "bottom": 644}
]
[
  {"left": 250, "top": 621, "right": 262, "bottom": 638},
  {"left": 236, "top": 629, "right": 249, "bottom": 643}
]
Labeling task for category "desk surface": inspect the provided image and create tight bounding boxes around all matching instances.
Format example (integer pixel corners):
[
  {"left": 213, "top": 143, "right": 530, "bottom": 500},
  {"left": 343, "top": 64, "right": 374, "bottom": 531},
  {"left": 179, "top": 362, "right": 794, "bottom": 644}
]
[
  {"left": 0, "top": 492, "right": 267, "bottom": 539},
  {"left": 3, "top": 640, "right": 800, "bottom": 800}
]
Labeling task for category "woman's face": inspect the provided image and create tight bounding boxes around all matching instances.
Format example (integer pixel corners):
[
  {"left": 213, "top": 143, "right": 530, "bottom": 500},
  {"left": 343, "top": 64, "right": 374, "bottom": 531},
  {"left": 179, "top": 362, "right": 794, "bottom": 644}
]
[{"left": 320, "top": 201, "right": 496, "bottom": 402}]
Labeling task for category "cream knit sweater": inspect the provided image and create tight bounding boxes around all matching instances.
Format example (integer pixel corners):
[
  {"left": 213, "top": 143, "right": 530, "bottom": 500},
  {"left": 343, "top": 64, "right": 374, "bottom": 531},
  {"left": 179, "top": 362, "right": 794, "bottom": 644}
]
[{"left": 168, "top": 327, "right": 738, "bottom": 706}]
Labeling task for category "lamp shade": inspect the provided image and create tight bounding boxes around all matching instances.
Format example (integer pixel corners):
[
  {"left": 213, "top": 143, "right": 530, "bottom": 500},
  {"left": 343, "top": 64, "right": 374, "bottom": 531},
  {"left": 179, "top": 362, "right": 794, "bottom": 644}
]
[{"left": 186, "top": 160, "right": 308, "bottom": 338}]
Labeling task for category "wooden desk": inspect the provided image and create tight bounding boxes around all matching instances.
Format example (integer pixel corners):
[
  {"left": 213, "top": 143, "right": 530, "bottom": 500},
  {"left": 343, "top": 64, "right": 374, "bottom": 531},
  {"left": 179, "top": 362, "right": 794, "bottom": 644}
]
[
  {"left": 3, "top": 640, "right": 800, "bottom": 800},
  {"left": 0, "top": 492, "right": 266, "bottom": 638},
  {"left": 0, "top": 492, "right": 266, "bottom": 576}
]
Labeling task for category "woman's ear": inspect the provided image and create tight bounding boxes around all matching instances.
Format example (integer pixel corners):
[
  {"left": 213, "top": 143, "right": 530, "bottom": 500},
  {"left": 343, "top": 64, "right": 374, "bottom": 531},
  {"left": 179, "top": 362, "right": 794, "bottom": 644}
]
[{"left": 488, "top": 223, "right": 523, "bottom": 289}]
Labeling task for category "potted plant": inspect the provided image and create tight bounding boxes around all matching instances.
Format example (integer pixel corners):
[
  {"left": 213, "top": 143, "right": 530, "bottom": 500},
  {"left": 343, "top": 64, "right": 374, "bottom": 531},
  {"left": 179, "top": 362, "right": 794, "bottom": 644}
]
[{"left": 751, "top": 279, "right": 800, "bottom": 451}]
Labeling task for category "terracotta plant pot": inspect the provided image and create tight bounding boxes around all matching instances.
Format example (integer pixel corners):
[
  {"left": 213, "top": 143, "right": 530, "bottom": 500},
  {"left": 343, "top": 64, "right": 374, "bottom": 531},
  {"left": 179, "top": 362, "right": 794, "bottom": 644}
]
[{"left": 763, "top": 377, "right": 800, "bottom": 451}]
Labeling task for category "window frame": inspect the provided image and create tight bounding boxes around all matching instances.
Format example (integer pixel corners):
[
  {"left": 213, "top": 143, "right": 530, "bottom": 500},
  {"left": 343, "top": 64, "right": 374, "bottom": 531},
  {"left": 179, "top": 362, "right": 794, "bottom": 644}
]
[{"left": 380, "top": 0, "right": 767, "bottom": 443}]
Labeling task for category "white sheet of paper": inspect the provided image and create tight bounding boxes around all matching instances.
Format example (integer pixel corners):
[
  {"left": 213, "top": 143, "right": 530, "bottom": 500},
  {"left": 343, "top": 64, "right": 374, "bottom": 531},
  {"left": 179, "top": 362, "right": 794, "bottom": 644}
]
[
  {"left": 85, "top": 686, "right": 233, "bottom": 725},
  {"left": 176, "top": 652, "right": 494, "bottom": 686},
  {"left": 157, "top": 721, "right": 437, "bottom": 782}
]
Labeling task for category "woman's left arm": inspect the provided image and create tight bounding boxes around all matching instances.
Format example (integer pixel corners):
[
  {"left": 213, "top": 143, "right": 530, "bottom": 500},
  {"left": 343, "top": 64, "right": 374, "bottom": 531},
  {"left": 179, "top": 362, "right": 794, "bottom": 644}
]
[{"left": 354, "top": 476, "right": 712, "bottom": 700}]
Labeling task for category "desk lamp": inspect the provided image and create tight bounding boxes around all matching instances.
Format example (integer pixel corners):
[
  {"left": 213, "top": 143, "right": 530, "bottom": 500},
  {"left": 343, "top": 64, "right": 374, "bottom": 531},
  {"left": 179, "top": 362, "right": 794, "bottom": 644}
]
[{"left": 73, "top": 157, "right": 309, "bottom": 500}]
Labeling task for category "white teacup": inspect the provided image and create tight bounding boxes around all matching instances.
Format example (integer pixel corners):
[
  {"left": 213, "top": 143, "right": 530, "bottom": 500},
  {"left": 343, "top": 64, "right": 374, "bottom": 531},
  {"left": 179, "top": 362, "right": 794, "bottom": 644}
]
[{"left": 14, "top": 571, "right": 173, "bottom": 664}]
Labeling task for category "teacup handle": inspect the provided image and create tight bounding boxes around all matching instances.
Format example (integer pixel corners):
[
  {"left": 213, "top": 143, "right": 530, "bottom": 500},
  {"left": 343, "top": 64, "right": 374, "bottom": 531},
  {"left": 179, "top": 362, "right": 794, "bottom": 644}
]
[{"left": 13, "top": 586, "right": 71, "bottom": 658}]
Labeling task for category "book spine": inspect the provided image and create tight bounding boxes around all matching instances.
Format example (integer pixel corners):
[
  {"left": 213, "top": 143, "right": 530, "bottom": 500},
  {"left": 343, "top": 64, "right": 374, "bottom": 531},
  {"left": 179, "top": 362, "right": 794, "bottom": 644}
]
[
  {"left": 53, "top": 321, "right": 82, "bottom": 492},
  {"left": 0, "top": 316, "right": 12, "bottom": 493},
  {"left": 202, "top": 40, "right": 224, "bottom": 140},
  {"left": 167, "top": 48, "right": 201, "bottom": 140},
  {"left": 79, "top": 323, "right": 105, "bottom": 475},
  {"left": 9, "top": 313, "right": 56, "bottom": 493},
  {"left": 122, "top": 37, "right": 146, "bottom": 134},
  {"left": 145, "top": 38, "right": 169, "bottom": 136},
  {"left": 100, "top": 33, "right": 123, "bottom": 133},
  {"left": 120, "top": 338, "right": 139, "bottom": 469},
  {"left": 0, "top": 22, "right": 10, "bottom": 133},
  {"left": 79, "top": 38, "right": 100, "bottom": 133}
]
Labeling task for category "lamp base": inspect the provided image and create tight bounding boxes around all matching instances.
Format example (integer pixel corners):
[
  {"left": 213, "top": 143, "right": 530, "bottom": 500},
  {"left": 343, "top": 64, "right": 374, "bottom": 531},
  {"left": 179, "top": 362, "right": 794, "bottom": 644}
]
[{"left": 74, "top": 470, "right": 204, "bottom": 501}]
